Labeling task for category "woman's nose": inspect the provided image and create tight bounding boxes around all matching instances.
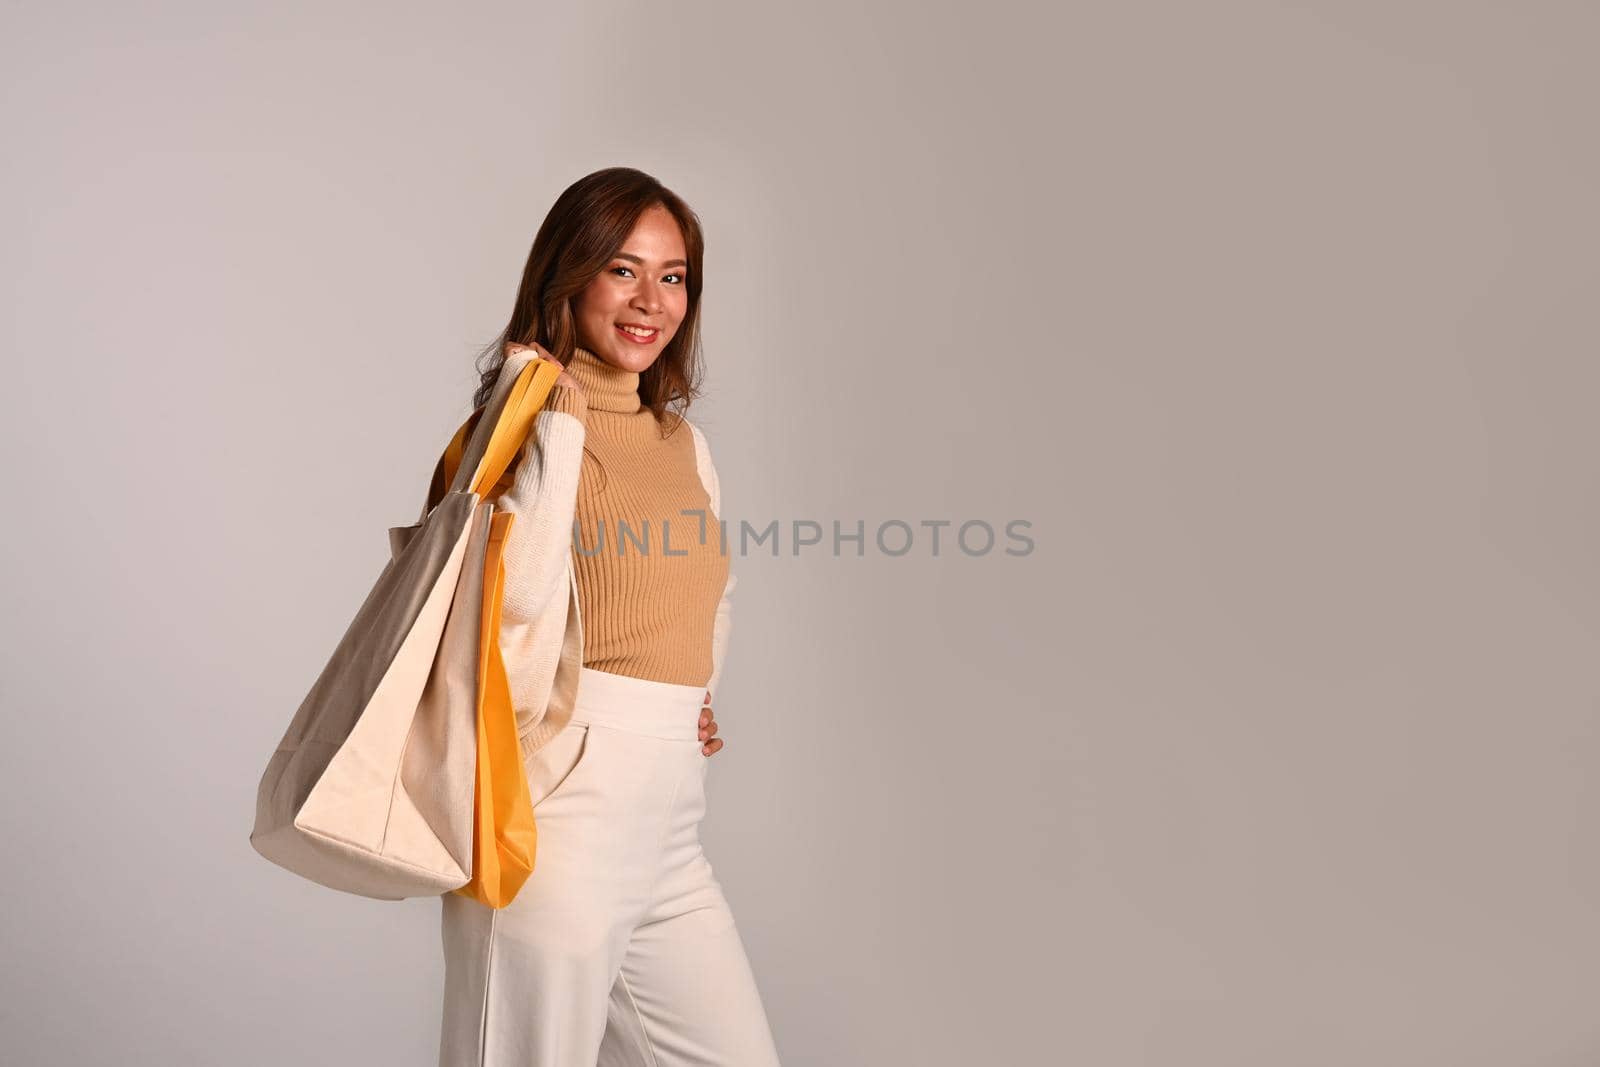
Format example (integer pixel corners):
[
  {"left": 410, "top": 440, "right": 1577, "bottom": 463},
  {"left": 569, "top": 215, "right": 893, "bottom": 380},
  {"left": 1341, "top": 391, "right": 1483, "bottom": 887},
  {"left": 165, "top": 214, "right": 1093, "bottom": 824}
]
[{"left": 633, "top": 282, "right": 664, "bottom": 313}]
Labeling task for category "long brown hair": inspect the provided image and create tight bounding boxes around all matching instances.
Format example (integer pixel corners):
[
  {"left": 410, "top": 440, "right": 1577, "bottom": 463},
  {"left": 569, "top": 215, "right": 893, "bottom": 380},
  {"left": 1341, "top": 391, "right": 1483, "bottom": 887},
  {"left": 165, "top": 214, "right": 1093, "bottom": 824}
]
[{"left": 471, "top": 167, "right": 707, "bottom": 429}]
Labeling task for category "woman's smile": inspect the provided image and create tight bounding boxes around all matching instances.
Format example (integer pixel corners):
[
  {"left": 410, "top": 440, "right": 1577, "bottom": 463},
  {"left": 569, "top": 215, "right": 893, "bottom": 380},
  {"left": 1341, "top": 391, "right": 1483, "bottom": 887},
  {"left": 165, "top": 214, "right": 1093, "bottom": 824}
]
[{"left": 615, "top": 322, "right": 660, "bottom": 344}]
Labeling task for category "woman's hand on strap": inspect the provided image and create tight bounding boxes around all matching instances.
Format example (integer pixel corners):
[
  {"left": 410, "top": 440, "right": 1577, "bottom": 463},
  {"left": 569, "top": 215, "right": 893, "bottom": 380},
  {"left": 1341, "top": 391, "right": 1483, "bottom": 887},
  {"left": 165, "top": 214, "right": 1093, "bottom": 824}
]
[
  {"left": 699, "top": 691, "right": 723, "bottom": 757},
  {"left": 505, "top": 341, "right": 583, "bottom": 395}
]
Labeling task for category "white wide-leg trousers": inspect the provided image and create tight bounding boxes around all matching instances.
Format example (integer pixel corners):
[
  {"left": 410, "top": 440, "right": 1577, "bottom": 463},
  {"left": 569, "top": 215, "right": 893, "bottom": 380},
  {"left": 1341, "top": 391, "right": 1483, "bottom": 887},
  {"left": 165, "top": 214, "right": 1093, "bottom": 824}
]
[{"left": 439, "top": 666, "right": 783, "bottom": 1067}]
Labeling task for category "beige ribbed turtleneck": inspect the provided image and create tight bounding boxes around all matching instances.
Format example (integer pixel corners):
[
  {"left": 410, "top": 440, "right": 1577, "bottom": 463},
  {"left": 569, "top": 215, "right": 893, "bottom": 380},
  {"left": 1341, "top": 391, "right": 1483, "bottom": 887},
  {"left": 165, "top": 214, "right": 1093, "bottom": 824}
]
[{"left": 544, "top": 344, "right": 731, "bottom": 688}]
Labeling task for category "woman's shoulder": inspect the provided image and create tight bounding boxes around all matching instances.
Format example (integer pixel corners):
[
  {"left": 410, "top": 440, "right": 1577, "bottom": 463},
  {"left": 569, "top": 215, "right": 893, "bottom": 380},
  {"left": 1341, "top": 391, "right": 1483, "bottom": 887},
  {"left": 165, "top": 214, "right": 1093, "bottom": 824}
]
[{"left": 675, "top": 413, "right": 722, "bottom": 513}]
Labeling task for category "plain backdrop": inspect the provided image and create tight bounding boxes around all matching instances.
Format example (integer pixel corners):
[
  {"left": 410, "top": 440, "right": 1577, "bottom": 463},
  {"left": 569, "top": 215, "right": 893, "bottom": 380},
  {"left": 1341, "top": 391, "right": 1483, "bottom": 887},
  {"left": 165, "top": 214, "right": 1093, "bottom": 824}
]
[{"left": 3, "top": 2, "right": 1598, "bottom": 1065}]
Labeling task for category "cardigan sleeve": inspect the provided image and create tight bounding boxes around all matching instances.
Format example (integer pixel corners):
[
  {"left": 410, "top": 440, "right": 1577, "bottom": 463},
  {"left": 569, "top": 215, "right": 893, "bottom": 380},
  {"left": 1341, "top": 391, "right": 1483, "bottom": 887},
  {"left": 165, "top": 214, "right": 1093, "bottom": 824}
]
[
  {"left": 690, "top": 421, "right": 737, "bottom": 704},
  {"left": 495, "top": 380, "right": 587, "bottom": 726},
  {"left": 708, "top": 571, "right": 737, "bottom": 705}
]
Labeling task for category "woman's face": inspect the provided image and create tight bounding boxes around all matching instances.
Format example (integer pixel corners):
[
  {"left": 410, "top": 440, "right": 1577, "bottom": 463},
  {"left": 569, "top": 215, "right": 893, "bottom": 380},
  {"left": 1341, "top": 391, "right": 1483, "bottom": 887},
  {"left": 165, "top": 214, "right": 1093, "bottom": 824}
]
[{"left": 573, "top": 204, "right": 691, "bottom": 373}]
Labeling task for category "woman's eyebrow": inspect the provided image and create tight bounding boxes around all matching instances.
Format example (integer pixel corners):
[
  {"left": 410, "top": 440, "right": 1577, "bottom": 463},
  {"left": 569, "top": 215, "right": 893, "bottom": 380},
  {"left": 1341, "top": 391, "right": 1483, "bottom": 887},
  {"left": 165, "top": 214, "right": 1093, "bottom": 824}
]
[{"left": 615, "top": 252, "right": 688, "bottom": 269}]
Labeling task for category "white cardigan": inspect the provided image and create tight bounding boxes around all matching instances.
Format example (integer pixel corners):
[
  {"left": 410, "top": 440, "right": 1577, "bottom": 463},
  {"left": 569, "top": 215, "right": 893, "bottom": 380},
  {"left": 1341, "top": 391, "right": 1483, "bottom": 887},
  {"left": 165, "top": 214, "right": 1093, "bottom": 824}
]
[{"left": 489, "top": 349, "right": 737, "bottom": 755}]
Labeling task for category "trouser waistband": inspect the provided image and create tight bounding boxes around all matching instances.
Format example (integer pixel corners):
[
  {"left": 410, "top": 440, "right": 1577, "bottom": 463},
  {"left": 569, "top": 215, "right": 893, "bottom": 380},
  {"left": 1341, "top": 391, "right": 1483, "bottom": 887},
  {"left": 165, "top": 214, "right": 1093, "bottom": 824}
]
[{"left": 570, "top": 666, "right": 706, "bottom": 741}]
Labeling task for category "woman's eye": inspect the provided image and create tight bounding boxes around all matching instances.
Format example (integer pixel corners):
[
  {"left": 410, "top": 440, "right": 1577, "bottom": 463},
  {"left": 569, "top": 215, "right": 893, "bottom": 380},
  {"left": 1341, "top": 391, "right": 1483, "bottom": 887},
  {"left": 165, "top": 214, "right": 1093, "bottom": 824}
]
[{"left": 613, "top": 267, "right": 684, "bottom": 284}]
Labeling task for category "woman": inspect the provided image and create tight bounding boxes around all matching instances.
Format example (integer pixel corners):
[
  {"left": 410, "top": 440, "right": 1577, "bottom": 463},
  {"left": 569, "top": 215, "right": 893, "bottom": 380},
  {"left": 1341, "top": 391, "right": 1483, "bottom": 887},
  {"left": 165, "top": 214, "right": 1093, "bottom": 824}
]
[{"left": 437, "top": 167, "right": 782, "bottom": 1067}]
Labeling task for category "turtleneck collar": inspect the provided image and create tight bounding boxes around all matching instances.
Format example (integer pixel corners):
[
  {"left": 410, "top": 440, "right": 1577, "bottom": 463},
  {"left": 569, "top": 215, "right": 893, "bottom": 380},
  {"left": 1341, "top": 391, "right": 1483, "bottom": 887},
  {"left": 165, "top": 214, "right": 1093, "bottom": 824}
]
[{"left": 565, "top": 344, "right": 642, "bottom": 414}]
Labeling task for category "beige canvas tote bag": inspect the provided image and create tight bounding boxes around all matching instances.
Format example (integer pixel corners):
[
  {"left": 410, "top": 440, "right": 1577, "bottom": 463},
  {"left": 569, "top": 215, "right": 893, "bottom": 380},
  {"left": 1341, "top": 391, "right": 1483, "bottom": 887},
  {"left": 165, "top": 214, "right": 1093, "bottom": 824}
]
[{"left": 249, "top": 351, "right": 560, "bottom": 900}]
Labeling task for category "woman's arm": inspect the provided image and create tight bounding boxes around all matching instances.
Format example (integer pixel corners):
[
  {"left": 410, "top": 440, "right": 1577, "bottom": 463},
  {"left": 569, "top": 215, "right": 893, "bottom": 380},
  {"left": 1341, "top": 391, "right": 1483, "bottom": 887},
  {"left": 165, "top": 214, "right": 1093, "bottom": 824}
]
[
  {"left": 708, "top": 571, "right": 738, "bottom": 710},
  {"left": 689, "top": 421, "right": 737, "bottom": 704},
  {"left": 495, "top": 349, "right": 588, "bottom": 730}
]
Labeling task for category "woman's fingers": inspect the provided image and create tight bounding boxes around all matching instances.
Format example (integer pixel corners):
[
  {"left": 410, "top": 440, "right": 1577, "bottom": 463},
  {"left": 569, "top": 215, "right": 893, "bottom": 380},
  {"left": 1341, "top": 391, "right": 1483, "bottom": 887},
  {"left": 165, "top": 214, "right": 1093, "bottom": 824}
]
[
  {"left": 507, "top": 343, "right": 581, "bottom": 391},
  {"left": 700, "top": 692, "right": 722, "bottom": 755},
  {"left": 505, "top": 340, "right": 550, "bottom": 362}
]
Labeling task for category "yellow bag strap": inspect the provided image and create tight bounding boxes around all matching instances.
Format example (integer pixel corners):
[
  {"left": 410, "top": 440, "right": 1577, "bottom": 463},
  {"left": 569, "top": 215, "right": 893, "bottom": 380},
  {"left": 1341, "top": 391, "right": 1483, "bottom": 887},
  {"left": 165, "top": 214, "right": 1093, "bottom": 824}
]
[
  {"left": 421, "top": 358, "right": 561, "bottom": 518},
  {"left": 454, "top": 510, "right": 539, "bottom": 909}
]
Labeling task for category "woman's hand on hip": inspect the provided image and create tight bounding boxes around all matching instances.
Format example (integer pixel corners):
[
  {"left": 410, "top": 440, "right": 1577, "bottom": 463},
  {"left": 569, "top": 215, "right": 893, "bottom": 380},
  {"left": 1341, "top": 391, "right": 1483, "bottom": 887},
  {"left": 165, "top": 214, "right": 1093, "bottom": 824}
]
[{"left": 700, "top": 691, "right": 723, "bottom": 756}]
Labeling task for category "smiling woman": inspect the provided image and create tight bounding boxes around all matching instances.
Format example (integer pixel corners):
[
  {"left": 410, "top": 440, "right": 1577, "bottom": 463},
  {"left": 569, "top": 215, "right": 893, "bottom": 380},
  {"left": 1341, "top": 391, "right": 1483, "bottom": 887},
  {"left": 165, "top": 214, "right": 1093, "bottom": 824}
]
[{"left": 439, "top": 167, "right": 781, "bottom": 1067}]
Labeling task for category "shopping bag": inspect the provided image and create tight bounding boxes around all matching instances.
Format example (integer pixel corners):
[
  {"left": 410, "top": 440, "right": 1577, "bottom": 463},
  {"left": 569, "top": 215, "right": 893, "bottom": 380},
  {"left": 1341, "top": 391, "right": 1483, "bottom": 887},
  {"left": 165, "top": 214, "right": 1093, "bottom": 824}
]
[
  {"left": 389, "top": 386, "right": 545, "bottom": 908},
  {"left": 249, "top": 353, "right": 560, "bottom": 901},
  {"left": 387, "top": 382, "right": 553, "bottom": 909}
]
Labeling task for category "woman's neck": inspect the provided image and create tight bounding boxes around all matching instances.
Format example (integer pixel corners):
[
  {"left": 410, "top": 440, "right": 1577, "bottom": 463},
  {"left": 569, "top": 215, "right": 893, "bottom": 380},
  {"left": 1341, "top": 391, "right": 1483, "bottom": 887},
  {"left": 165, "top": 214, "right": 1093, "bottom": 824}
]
[{"left": 565, "top": 344, "right": 643, "bottom": 414}]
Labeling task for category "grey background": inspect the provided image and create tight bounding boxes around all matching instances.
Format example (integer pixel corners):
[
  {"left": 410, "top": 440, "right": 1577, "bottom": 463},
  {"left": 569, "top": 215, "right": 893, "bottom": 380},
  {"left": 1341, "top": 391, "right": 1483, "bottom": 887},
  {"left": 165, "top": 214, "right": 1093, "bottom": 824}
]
[{"left": 4, "top": 2, "right": 1598, "bottom": 1064}]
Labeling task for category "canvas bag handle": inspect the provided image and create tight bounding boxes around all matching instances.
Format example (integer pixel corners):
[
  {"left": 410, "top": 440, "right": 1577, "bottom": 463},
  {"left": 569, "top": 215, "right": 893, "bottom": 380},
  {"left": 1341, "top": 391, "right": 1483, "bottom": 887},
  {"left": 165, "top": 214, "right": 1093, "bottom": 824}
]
[{"left": 419, "top": 355, "right": 562, "bottom": 521}]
